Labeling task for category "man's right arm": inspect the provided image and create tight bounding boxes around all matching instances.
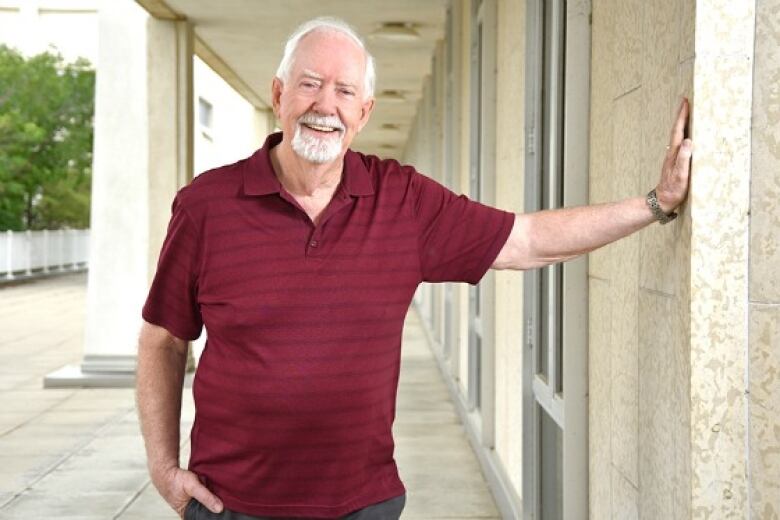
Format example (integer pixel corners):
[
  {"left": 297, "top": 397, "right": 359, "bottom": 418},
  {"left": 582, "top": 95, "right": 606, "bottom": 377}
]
[{"left": 135, "top": 320, "right": 223, "bottom": 517}]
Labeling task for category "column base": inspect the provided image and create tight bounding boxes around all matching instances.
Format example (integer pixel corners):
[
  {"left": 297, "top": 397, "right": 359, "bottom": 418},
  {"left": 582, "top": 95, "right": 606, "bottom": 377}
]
[
  {"left": 44, "top": 354, "right": 194, "bottom": 388},
  {"left": 44, "top": 354, "right": 135, "bottom": 388}
]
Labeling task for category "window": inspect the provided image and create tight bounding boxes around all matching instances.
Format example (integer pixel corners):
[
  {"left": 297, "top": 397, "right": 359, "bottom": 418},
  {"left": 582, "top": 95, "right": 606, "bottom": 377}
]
[
  {"left": 523, "top": 0, "right": 590, "bottom": 518},
  {"left": 198, "top": 97, "right": 213, "bottom": 140}
]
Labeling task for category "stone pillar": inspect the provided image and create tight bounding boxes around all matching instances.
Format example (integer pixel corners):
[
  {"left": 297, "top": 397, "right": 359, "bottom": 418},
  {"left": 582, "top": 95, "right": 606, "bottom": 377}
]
[
  {"left": 45, "top": 0, "right": 194, "bottom": 387},
  {"left": 689, "top": 0, "right": 756, "bottom": 515}
]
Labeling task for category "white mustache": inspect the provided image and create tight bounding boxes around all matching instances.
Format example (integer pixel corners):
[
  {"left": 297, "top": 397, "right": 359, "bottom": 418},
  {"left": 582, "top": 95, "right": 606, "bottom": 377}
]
[{"left": 297, "top": 112, "right": 345, "bottom": 131}]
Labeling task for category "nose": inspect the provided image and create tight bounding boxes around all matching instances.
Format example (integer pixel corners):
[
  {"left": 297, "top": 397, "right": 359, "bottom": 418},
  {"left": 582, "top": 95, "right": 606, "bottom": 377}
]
[{"left": 312, "top": 85, "right": 338, "bottom": 116}]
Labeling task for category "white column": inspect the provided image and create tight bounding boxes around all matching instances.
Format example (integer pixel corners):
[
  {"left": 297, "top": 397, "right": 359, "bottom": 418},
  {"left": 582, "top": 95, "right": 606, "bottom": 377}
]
[{"left": 45, "top": 0, "right": 193, "bottom": 388}]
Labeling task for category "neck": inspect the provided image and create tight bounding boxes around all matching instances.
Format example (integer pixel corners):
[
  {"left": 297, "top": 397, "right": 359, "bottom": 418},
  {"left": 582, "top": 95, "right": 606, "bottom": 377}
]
[{"left": 271, "top": 136, "right": 345, "bottom": 197}]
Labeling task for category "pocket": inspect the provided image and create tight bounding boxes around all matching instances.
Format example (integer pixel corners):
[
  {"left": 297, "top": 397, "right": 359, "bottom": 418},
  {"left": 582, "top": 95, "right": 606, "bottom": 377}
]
[{"left": 184, "top": 497, "right": 198, "bottom": 520}]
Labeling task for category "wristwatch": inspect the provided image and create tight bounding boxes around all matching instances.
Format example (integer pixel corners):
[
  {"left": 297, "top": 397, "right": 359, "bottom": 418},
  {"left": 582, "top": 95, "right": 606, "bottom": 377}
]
[{"left": 646, "top": 189, "right": 677, "bottom": 224}]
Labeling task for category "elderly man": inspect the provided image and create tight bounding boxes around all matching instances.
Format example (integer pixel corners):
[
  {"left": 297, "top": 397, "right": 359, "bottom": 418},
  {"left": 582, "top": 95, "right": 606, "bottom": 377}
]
[{"left": 137, "top": 17, "right": 692, "bottom": 520}]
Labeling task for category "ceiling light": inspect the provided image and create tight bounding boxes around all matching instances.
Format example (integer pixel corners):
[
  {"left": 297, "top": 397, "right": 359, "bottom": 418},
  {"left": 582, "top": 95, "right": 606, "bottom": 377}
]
[
  {"left": 378, "top": 89, "right": 406, "bottom": 103},
  {"left": 370, "top": 22, "right": 421, "bottom": 42}
]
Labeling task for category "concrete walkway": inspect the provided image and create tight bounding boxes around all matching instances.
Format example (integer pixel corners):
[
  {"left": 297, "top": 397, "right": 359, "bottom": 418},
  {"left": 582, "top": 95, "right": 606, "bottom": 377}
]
[{"left": 0, "top": 273, "right": 500, "bottom": 519}]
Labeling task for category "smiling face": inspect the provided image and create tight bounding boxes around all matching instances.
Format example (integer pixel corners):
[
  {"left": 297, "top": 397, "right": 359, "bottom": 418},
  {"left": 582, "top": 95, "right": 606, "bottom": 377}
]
[{"left": 272, "top": 30, "right": 375, "bottom": 165}]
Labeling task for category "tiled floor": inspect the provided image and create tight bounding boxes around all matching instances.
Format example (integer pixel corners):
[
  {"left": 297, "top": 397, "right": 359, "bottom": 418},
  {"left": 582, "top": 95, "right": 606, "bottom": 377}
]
[{"left": 0, "top": 273, "right": 500, "bottom": 519}]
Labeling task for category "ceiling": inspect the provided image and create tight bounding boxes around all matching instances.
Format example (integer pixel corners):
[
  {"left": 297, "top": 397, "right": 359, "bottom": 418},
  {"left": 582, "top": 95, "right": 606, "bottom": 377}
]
[{"left": 137, "top": 0, "right": 448, "bottom": 159}]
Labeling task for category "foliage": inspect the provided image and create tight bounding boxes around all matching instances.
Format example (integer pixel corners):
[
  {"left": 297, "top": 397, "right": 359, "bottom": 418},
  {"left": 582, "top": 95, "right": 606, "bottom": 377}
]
[{"left": 0, "top": 45, "right": 94, "bottom": 230}]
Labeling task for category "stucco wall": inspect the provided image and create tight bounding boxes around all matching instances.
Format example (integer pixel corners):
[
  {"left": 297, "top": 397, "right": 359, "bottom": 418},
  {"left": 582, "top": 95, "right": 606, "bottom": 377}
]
[
  {"left": 749, "top": 0, "right": 780, "bottom": 516},
  {"left": 588, "top": 0, "right": 695, "bottom": 517}
]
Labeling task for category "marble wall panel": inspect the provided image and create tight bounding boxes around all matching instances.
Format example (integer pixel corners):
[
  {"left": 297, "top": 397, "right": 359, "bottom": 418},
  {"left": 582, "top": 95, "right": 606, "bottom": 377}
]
[
  {"left": 679, "top": 0, "right": 696, "bottom": 62},
  {"left": 692, "top": 55, "right": 754, "bottom": 163},
  {"left": 749, "top": 304, "right": 780, "bottom": 519},
  {"left": 750, "top": 137, "right": 780, "bottom": 303},
  {"left": 611, "top": 89, "right": 643, "bottom": 200},
  {"left": 689, "top": 4, "right": 754, "bottom": 508},
  {"left": 638, "top": 291, "right": 675, "bottom": 518},
  {"left": 608, "top": 93, "right": 642, "bottom": 494},
  {"left": 588, "top": 0, "right": 617, "bottom": 280},
  {"left": 588, "top": 278, "right": 612, "bottom": 519},
  {"left": 750, "top": 0, "right": 780, "bottom": 303},
  {"left": 689, "top": 151, "right": 750, "bottom": 516},
  {"left": 589, "top": 0, "right": 700, "bottom": 516},
  {"left": 694, "top": 0, "right": 757, "bottom": 58},
  {"left": 613, "top": 0, "right": 643, "bottom": 96},
  {"left": 612, "top": 469, "right": 639, "bottom": 520},
  {"left": 749, "top": 4, "right": 780, "bottom": 515},
  {"left": 591, "top": 0, "right": 618, "bottom": 101},
  {"left": 751, "top": 0, "right": 780, "bottom": 132},
  {"left": 671, "top": 292, "right": 692, "bottom": 519},
  {"left": 641, "top": 0, "right": 681, "bottom": 82},
  {"left": 609, "top": 233, "right": 640, "bottom": 487},
  {"left": 638, "top": 82, "right": 683, "bottom": 297}
]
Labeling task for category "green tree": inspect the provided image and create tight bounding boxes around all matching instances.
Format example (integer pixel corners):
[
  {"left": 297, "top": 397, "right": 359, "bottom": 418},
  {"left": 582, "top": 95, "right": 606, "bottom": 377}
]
[{"left": 0, "top": 45, "right": 94, "bottom": 231}]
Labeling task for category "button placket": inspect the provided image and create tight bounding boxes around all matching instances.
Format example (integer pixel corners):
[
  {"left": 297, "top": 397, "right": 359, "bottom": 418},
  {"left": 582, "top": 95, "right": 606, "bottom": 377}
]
[{"left": 307, "top": 228, "right": 323, "bottom": 256}]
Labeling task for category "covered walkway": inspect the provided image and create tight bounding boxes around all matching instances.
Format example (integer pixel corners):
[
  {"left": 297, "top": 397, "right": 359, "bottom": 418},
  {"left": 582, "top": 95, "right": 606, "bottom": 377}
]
[{"left": 0, "top": 274, "right": 500, "bottom": 519}]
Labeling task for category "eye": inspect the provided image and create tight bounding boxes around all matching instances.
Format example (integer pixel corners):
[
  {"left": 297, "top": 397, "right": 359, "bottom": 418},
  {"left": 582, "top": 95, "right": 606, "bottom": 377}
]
[
  {"left": 339, "top": 88, "right": 355, "bottom": 97},
  {"left": 300, "top": 80, "right": 319, "bottom": 90}
]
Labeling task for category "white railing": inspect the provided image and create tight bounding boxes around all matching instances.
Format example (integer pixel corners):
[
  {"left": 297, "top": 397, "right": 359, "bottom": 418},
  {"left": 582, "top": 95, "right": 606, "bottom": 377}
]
[{"left": 0, "top": 229, "right": 90, "bottom": 280}]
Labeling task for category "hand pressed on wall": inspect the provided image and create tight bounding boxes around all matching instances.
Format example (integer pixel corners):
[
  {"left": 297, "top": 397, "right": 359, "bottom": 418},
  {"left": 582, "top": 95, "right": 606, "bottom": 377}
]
[{"left": 656, "top": 97, "right": 693, "bottom": 214}]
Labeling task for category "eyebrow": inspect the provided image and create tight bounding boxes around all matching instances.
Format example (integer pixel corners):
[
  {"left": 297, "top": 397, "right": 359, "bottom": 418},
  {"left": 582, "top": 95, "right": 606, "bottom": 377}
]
[
  {"left": 300, "top": 69, "right": 357, "bottom": 90},
  {"left": 336, "top": 81, "right": 357, "bottom": 90},
  {"left": 301, "top": 69, "right": 323, "bottom": 80}
]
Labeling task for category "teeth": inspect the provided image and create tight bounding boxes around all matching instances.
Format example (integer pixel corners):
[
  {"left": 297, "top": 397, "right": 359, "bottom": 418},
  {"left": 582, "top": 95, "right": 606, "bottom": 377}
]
[{"left": 305, "top": 123, "right": 337, "bottom": 132}]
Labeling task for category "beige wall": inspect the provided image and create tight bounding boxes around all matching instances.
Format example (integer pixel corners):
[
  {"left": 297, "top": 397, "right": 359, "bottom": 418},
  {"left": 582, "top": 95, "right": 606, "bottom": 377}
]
[
  {"left": 493, "top": 0, "right": 525, "bottom": 500},
  {"left": 193, "top": 56, "right": 269, "bottom": 176},
  {"left": 749, "top": 0, "right": 780, "bottom": 516},
  {"left": 588, "top": 0, "right": 695, "bottom": 517}
]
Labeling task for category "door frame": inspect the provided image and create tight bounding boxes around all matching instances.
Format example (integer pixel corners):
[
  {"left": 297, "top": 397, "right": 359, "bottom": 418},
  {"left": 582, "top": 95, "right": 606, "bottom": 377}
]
[{"left": 522, "top": 0, "right": 591, "bottom": 518}]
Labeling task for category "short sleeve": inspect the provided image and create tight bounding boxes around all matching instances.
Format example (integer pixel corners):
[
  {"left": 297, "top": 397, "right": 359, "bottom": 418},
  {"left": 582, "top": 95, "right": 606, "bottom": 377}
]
[
  {"left": 141, "top": 191, "right": 203, "bottom": 340},
  {"left": 412, "top": 170, "right": 515, "bottom": 284}
]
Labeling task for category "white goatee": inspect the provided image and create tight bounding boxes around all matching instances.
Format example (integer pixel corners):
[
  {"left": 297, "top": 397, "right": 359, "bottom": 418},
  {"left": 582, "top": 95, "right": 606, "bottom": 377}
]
[{"left": 291, "top": 113, "right": 345, "bottom": 164}]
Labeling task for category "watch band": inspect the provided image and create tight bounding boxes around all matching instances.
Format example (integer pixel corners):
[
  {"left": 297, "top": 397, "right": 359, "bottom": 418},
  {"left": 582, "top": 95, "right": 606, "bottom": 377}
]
[{"left": 646, "top": 189, "right": 677, "bottom": 224}]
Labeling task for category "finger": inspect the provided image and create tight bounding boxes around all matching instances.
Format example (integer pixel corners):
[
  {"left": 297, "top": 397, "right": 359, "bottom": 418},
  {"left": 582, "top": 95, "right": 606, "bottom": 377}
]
[
  {"left": 668, "top": 97, "right": 689, "bottom": 150},
  {"left": 673, "top": 138, "right": 694, "bottom": 183},
  {"left": 183, "top": 474, "right": 224, "bottom": 514}
]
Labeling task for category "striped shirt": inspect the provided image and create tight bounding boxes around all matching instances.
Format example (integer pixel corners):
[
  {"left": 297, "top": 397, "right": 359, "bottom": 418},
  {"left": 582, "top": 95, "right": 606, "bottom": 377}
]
[{"left": 141, "top": 132, "right": 514, "bottom": 518}]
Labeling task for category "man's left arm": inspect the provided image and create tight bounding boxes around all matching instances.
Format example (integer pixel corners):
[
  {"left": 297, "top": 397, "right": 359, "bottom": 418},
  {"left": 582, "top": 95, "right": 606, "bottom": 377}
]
[{"left": 493, "top": 98, "right": 693, "bottom": 272}]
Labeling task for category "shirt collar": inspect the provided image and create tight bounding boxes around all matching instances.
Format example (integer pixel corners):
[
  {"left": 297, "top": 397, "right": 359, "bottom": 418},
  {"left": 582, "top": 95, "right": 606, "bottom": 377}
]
[{"left": 243, "top": 132, "right": 374, "bottom": 197}]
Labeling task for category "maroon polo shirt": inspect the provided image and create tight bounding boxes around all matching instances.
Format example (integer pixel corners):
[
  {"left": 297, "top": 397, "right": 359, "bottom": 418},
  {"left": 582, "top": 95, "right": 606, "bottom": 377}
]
[{"left": 141, "top": 132, "right": 514, "bottom": 518}]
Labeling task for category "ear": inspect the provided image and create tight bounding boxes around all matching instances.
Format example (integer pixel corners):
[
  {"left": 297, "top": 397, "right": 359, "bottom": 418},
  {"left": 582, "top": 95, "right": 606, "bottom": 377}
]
[
  {"left": 357, "top": 97, "right": 376, "bottom": 133},
  {"left": 271, "top": 77, "right": 284, "bottom": 118}
]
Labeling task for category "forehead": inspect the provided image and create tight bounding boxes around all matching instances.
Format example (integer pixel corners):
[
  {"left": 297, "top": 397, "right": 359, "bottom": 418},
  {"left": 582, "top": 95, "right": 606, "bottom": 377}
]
[{"left": 290, "top": 30, "right": 366, "bottom": 85}]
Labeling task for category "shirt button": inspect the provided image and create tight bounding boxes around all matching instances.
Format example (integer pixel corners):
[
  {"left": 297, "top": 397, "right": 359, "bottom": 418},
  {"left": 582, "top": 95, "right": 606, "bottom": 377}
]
[{"left": 310, "top": 240, "right": 319, "bottom": 248}]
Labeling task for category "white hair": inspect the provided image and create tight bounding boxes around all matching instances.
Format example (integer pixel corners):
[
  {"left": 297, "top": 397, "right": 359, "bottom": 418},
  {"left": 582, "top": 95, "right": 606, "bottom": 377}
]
[{"left": 275, "top": 17, "right": 376, "bottom": 100}]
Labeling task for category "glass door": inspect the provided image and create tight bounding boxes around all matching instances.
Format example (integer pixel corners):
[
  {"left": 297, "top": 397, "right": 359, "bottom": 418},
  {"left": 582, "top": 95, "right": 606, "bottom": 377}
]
[{"left": 523, "top": 0, "right": 590, "bottom": 518}]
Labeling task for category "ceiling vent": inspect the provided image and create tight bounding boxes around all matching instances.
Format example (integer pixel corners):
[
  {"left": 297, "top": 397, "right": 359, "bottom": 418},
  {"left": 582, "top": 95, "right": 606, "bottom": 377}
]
[
  {"left": 377, "top": 89, "right": 406, "bottom": 103},
  {"left": 370, "top": 22, "right": 421, "bottom": 42}
]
